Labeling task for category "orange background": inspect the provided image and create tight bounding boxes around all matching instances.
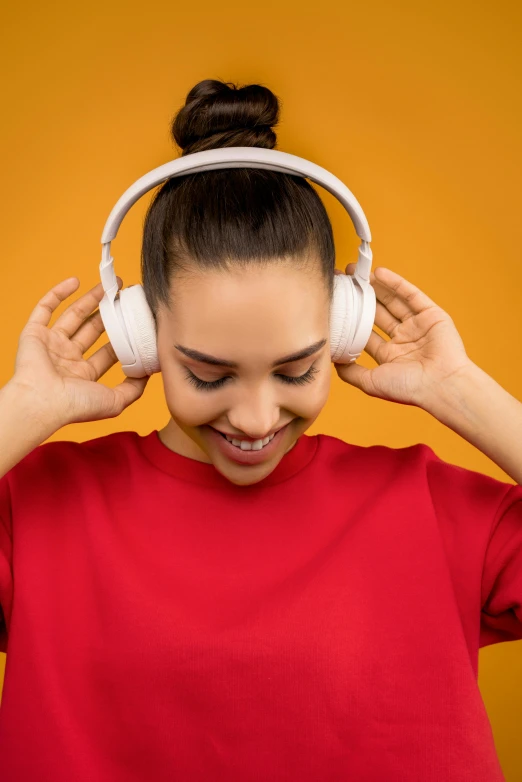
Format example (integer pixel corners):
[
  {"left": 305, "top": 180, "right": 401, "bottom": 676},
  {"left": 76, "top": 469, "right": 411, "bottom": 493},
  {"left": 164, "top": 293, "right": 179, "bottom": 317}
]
[{"left": 1, "top": 0, "right": 521, "bottom": 777}]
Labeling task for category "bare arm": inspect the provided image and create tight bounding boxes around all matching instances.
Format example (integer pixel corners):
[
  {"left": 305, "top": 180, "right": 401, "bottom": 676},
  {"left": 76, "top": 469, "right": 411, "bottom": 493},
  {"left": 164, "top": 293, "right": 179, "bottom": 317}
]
[{"left": 0, "top": 380, "right": 61, "bottom": 481}]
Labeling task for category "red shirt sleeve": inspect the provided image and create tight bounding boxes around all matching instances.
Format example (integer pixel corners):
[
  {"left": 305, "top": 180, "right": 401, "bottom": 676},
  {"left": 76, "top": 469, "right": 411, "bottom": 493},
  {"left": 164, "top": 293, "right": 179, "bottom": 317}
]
[
  {"left": 480, "top": 486, "right": 522, "bottom": 646},
  {"left": 0, "top": 471, "right": 13, "bottom": 654},
  {"left": 419, "top": 443, "right": 522, "bottom": 648}
]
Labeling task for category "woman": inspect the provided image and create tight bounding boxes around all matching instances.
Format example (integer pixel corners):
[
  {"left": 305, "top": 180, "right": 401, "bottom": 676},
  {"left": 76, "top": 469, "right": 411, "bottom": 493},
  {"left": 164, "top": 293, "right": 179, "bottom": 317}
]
[{"left": 0, "top": 79, "right": 521, "bottom": 781}]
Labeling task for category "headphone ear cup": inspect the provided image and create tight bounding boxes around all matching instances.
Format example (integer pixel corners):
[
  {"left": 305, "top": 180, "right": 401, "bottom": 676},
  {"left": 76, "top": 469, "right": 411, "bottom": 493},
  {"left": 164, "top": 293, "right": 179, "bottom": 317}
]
[
  {"left": 118, "top": 285, "right": 160, "bottom": 376},
  {"left": 330, "top": 273, "right": 358, "bottom": 363}
]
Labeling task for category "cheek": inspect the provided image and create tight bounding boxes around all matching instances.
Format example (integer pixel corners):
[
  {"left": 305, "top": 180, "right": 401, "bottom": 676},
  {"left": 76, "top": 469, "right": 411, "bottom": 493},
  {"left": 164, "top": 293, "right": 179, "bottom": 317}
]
[
  {"left": 160, "top": 369, "right": 220, "bottom": 427},
  {"left": 262, "top": 365, "right": 332, "bottom": 421},
  {"left": 301, "top": 368, "right": 332, "bottom": 416}
]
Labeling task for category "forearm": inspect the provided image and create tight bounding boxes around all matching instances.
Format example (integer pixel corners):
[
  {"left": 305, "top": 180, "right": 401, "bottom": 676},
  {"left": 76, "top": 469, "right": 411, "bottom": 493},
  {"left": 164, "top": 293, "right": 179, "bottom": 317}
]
[
  {"left": 417, "top": 361, "right": 522, "bottom": 485},
  {"left": 0, "top": 380, "right": 60, "bottom": 480}
]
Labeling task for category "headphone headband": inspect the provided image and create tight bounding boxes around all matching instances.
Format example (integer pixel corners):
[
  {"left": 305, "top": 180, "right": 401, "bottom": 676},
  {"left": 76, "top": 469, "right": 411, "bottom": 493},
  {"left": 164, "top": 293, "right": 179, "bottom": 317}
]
[
  {"left": 99, "top": 146, "right": 372, "bottom": 300},
  {"left": 97, "top": 146, "right": 376, "bottom": 376},
  {"left": 101, "top": 146, "right": 371, "bottom": 244}
]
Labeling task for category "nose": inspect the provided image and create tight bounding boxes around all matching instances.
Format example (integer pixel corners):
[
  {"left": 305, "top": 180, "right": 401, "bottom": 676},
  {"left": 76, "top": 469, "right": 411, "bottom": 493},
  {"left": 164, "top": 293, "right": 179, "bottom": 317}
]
[
  {"left": 226, "top": 420, "right": 281, "bottom": 441},
  {"left": 226, "top": 394, "right": 280, "bottom": 441}
]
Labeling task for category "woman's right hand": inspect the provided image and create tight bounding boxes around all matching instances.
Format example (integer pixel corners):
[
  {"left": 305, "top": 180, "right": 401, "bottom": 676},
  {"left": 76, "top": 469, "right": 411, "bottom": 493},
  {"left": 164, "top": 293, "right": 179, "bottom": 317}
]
[{"left": 10, "top": 276, "right": 151, "bottom": 430}]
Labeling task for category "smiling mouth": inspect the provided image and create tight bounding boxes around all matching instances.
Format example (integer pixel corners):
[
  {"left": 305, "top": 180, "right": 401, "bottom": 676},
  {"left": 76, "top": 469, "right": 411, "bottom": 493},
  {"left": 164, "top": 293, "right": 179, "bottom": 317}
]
[{"left": 210, "top": 425, "right": 287, "bottom": 442}]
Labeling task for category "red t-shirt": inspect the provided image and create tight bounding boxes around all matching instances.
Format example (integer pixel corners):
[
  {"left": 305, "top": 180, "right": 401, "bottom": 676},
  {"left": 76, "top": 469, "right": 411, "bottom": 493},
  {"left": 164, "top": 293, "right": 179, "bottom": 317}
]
[{"left": 0, "top": 429, "right": 521, "bottom": 781}]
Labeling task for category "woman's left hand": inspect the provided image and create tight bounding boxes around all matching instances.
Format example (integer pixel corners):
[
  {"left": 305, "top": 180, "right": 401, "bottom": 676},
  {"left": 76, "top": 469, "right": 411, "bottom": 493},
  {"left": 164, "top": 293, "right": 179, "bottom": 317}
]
[{"left": 334, "top": 264, "right": 474, "bottom": 408}]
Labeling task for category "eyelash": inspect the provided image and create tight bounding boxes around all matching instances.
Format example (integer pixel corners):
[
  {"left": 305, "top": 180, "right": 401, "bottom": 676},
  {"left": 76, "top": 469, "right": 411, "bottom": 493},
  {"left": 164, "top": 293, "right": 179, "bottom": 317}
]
[{"left": 184, "top": 364, "right": 320, "bottom": 392}]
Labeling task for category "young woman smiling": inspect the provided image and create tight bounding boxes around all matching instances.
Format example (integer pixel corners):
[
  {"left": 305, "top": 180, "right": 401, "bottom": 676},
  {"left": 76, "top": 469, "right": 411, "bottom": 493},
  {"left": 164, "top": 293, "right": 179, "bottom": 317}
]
[{"left": 0, "top": 79, "right": 521, "bottom": 781}]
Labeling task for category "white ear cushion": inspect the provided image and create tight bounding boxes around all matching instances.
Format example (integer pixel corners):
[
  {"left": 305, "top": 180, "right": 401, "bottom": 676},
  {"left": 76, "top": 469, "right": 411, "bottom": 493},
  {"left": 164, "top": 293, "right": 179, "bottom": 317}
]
[
  {"left": 350, "top": 282, "right": 376, "bottom": 359},
  {"left": 118, "top": 285, "right": 160, "bottom": 376},
  {"left": 330, "top": 273, "right": 358, "bottom": 362}
]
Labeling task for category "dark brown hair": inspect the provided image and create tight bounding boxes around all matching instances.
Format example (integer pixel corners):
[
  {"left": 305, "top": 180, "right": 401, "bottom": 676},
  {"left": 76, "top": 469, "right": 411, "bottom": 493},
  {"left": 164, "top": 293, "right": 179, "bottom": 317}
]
[{"left": 140, "top": 79, "right": 336, "bottom": 323}]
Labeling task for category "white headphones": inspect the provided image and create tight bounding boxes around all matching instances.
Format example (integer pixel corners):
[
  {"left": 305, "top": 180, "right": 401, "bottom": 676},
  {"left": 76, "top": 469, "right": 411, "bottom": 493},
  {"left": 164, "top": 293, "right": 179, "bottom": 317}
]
[{"left": 99, "top": 146, "right": 376, "bottom": 378}]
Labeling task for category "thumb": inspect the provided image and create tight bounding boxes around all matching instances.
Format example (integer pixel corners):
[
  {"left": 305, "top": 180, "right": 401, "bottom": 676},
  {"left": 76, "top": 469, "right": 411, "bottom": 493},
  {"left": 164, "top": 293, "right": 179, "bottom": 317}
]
[
  {"left": 334, "top": 361, "right": 369, "bottom": 392},
  {"left": 115, "top": 375, "right": 151, "bottom": 410}
]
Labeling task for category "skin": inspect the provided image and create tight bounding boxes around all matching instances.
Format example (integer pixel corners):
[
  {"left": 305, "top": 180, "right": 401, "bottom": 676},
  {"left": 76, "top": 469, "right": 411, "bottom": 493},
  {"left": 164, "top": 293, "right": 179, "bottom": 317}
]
[{"left": 155, "top": 259, "right": 332, "bottom": 487}]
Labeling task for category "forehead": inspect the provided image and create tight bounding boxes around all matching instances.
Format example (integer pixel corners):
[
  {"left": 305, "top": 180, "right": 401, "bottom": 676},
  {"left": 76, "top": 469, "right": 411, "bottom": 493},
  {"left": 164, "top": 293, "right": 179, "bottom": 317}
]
[
  {"left": 171, "top": 263, "right": 326, "bottom": 314},
  {"left": 162, "top": 263, "right": 329, "bottom": 360}
]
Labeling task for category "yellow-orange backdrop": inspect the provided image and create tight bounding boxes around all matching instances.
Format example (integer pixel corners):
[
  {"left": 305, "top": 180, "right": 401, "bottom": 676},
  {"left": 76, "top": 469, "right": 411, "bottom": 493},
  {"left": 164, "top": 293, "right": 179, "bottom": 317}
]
[{"left": 1, "top": 0, "right": 521, "bottom": 776}]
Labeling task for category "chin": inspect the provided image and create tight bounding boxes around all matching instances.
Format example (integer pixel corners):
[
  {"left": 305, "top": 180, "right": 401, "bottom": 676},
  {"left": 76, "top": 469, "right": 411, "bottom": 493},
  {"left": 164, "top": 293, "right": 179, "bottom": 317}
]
[{"left": 213, "top": 456, "right": 281, "bottom": 487}]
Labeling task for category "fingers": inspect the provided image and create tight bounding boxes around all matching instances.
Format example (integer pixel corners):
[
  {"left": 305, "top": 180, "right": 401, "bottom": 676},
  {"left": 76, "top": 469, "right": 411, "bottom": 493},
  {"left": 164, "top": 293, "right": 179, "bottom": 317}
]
[
  {"left": 370, "top": 267, "right": 438, "bottom": 320},
  {"left": 86, "top": 341, "right": 120, "bottom": 379},
  {"left": 112, "top": 376, "right": 150, "bottom": 414},
  {"left": 70, "top": 310, "right": 108, "bottom": 355},
  {"left": 334, "top": 360, "right": 370, "bottom": 394},
  {"left": 374, "top": 300, "right": 401, "bottom": 337},
  {"left": 363, "top": 329, "right": 387, "bottom": 363},
  {"left": 345, "top": 263, "right": 439, "bottom": 322},
  {"left": 87, "top": 342, "right": 153, "bottom": 387},
  {"left": 52, "top": 277, "right": 123, "bottom": 340},
  {"left": 343, "top": 264, "right": 401, "bottom": 338},
  {"left": 26, "top": 277, "right": 81, "bottom": 328}
]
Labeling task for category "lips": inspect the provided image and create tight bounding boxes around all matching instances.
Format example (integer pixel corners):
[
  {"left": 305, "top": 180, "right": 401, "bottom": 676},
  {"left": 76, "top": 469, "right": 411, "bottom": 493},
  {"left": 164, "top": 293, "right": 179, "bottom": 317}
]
[
  {"left": 206, "top": 422, "right": 290, "bottom": 465},
  {"left": 211, "top": 426, "right": 284, "bottom": 442}
]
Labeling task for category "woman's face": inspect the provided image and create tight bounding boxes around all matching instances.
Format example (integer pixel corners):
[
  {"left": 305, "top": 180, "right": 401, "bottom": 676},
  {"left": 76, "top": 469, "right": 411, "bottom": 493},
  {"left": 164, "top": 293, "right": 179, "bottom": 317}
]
[{"left": 155, "top": 260, "right": 332, "bottom": 486}]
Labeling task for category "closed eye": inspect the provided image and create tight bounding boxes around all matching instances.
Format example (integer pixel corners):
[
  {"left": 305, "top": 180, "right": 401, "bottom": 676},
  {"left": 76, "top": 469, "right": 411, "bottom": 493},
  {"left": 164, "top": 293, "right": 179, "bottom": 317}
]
[{"left": 184, "top": 363, "right": 320, "bottom": 392}]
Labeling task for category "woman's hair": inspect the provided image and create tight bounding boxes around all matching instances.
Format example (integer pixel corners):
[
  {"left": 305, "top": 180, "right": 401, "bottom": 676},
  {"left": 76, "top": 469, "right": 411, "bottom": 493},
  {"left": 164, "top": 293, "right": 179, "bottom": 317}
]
[{"left": 140, "top": 79, "right": 336, "bottom": 322}]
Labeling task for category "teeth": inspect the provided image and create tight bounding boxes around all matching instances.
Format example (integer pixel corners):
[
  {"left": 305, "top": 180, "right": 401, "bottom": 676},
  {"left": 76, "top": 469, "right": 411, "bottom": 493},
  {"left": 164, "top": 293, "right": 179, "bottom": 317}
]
[{"left": 225, "top": 433, "right": 275, "bottom": 450}]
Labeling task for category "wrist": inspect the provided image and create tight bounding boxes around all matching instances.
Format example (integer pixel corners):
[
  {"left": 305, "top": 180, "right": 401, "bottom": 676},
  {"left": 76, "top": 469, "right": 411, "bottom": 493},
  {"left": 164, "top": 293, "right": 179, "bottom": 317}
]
[
  {"left": 415, "top": 360, "right": 484, "bottom": 422},
  {"left": 3, "top": 378, "right": 66, "bottom": 439}
]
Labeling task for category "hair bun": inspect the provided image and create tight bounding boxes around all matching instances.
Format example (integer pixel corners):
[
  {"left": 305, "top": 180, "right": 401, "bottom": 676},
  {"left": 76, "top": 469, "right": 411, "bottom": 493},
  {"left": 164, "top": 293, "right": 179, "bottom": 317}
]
[{"left": 171, "top": 79, "right": 280, "bottom": 156}]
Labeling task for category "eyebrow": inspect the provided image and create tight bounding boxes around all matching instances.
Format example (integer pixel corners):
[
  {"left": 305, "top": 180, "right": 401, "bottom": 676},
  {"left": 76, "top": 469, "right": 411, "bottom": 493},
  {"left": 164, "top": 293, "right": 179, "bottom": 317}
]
[{"left": 174, "top": 338, "right": 328, "bottom": 369}]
